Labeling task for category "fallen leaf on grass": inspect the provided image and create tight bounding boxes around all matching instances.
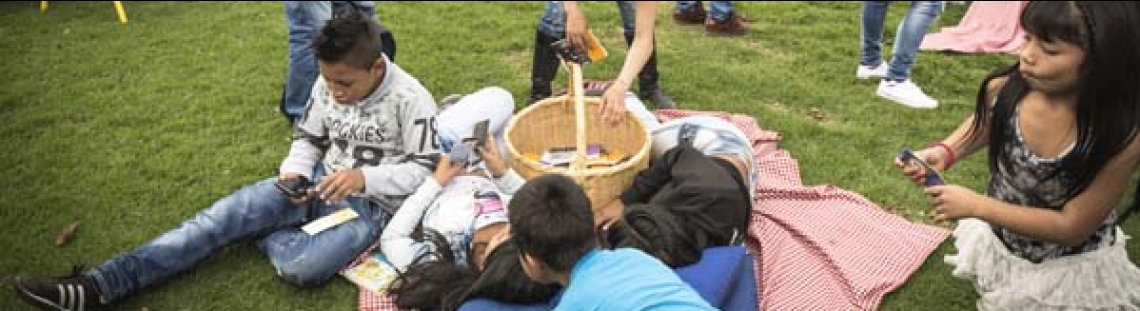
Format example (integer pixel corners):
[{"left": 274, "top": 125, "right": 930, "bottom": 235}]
[
  {"left": 54, "top": 221, "right": 80, "bottom": 247},
  {"left": 807, "top": 107, "right": 827, "bottom": 121}
]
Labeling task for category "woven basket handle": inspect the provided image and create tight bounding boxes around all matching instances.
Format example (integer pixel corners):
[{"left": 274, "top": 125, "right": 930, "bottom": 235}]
[{"left": 566, "top": 62, "right": 588, "bottom": 173}]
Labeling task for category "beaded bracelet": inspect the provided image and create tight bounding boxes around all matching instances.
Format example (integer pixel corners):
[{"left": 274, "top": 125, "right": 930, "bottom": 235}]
[{"left": 932, "top": 142, "right": 957, "bottom": 170}]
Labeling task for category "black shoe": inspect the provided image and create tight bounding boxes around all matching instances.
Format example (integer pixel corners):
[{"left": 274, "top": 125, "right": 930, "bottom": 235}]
[
  {"left": 639, "top": 87, "right": 677, "bottom": 109},
  {"left": 12, "top": 266, "right": 107, "bottom": 311}
]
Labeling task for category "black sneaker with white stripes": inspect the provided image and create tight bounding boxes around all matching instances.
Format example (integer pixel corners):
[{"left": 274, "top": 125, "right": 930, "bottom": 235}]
[{"left": 12, "top": 266, "right": 106, "bottom": 311}]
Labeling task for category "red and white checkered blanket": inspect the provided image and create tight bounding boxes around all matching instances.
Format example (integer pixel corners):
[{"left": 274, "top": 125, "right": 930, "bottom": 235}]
[{"left": 357, "top": 109, "right": 949, "bottom": 311}]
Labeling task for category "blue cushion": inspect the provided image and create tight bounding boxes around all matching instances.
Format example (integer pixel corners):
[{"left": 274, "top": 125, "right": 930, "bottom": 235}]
[{"left": 459, "top": 246, "right": 758, "bottom": 310}]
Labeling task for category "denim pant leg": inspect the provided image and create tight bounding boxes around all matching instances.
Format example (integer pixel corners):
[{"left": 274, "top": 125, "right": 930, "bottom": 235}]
[
  {"left": 675, "top": 1, "right": 701, "bottom": 13},
  {"left": 860, "top": 1, "right": 891, "bottom": 67},
  {"left": 257, "top": 196, "right": 388, "bottom": 287},
  {"left": 536, "top": 2, "right": 565, "bottom": 40},
  {"left": 284, "top": 1, "right": 334, "bottom": 125},
  {"left": 708, "top": 1, "right": 734, "bottom": 22},
  {"left": 332, "top": 1, "right": 376, "bottom": 18},
  {"left": 887, "top": 1, "right": 944, "bottom": 81},
  {"left": 651, "top": 116, "right": 757, "bottom": 194},
  {"left": 90, "top": 178, "right": 305, "bottom": 302}
]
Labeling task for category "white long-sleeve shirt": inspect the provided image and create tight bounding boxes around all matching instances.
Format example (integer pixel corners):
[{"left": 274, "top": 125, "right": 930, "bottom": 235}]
[
  {"left": 381, "top": 170, "right": 526, "bottom": 271},
  {"left": 279, "top": 58, "right": 439, "bottom": 209}
]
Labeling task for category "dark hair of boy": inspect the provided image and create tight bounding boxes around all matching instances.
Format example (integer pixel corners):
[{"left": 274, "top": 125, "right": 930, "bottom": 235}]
[
  {"left": 314, "top": 9, "right": 386, "bottom": 70},
  {"left": 389, "top": 230, "right": 560, "bottom": 311},
  {"left": 968, "top": 1, "right": 1140, "bottom": 222},
  {"left": 508, "top": 174, "right": 596, "bottom": 272}
]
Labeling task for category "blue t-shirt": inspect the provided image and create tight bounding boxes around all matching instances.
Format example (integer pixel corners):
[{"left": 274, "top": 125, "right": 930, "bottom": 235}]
[{"left": 555, "top": 249, "right": 716, "bottom": 311}]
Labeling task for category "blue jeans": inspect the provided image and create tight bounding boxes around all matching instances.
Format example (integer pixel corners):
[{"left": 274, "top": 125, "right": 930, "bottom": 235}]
[
  {"left": 648, "top": 116, "right": 758, "bottom": 198},
  {"left": 860, "top": 1, "right": 944, "bottom": 81},
  {"left": 283, "top": 1, "right": 378, "bottom": 124},
  {"left": 536, "top": 1, "right": 659, "bottom": 91},
  {"left": 676, "top": 1, "right": 735, "bottom": 22},
  {"left": 90, "top": 176, "right": 390, "bottom": 302}
]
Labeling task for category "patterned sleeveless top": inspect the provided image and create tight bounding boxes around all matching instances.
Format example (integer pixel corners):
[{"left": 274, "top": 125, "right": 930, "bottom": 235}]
[{"left": 988, "top": 104, "right": 1117, "bottom": 263}]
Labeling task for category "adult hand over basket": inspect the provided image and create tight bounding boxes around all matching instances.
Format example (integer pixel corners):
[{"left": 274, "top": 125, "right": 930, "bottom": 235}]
[{"left": 598, "top": 1, "right": 658, "bottom": 126}]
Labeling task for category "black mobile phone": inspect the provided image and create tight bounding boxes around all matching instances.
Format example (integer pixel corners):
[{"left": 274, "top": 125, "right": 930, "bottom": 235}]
[
  {"left": 274, "top": 176, "right": 312, "bottom": 199},
  {"left": 473, "top": 119, "right": 489, "bottom": 148},
  {"left": 899, "top": 148, "right": 945, "bottom": 186}
]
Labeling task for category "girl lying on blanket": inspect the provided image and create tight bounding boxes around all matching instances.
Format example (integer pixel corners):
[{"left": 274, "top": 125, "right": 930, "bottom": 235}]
[
  {"left": 895, "top": 2, "right": 1140, "bottom": 309},
  {"left": 382, "top": 88, "right": 559, "bottom": 310},
  {"left": 595, "top": 116, "right": 758, "bottom": 267}
]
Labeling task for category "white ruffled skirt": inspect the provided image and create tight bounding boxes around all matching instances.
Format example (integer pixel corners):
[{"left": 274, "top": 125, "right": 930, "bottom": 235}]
[{"left": 945, "top": 219, "right": 1140, "bottom": 310}]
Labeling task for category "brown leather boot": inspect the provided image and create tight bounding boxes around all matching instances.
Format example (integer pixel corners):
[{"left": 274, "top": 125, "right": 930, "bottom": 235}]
[
  {"left": 705, "top": 14, "right": 749, "bottom": 36},
  {"left": 673, "top": 6, "right": 707, "bottom": 25}
]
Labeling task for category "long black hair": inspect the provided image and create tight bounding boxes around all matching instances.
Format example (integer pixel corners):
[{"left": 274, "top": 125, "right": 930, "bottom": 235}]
[
  {"left": 387, "top": 230, "right": 560, "bottom": 311},
  {"left": 966, "top": 2, "right": 1140, "bottom": 221}
]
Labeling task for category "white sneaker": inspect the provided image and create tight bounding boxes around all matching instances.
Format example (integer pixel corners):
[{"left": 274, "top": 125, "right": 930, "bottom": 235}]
[
  {"left": 855, "top": 63, "right": 888, "bottom": 79},
  {"left": 877, "top": 80, "right": 938, "bottom": 109}
]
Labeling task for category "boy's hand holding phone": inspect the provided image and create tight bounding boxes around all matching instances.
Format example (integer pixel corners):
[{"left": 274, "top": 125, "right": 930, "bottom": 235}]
[{"left": 276, "top": 173, "right": 315, "bottom": 206}]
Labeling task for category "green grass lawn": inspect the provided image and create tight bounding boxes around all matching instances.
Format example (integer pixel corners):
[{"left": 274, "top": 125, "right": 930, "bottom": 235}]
[{"left": 1, "top": 2, "right": 1136, "bottom": 310}]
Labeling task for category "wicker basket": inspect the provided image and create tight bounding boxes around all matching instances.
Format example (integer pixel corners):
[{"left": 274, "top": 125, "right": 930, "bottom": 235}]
[{"left": 504, "top": 94, "right": 652, "bottom": 210}]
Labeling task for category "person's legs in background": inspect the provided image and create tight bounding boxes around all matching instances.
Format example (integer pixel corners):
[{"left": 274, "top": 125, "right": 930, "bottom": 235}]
[
  {"left": 617, "top": 1, "right": 676, "bottom": 109},
  {"left": 530, "top": 2, "right": 565, "bottom": 105},
  {"left": 283, "top": 1, "right": 333, "bottom": 125},
  {"left": 673, "top": 1, "right": 707, "bottom": 24},
  {"left": 857, "top": 1, "right": 890, "bottom": 80},
  {"left": 704, "top": 1, "right": 748, "bottom": 36},
  {"left": 876, "top": 0, "right": 943, "bottom": 109}
]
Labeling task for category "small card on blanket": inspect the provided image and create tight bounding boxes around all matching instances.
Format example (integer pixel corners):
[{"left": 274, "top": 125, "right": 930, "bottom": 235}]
[{"left": 342, "top": 252, "right": 400, "bottom": 294}]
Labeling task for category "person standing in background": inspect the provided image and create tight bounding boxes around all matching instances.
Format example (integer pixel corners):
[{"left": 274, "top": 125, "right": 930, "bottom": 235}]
[
  {"left": 857, "top": 1, "right": 943, "bottom": 109},
  {"left": 672, "top": 1, "right": 749, "bottom": 36},
  {"left": 529, "top": 1, "right": 676, "bottom": 119}
]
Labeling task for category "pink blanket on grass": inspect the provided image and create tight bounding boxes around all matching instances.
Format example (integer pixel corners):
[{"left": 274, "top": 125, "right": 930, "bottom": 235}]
[
  {"left": 920, "top": 1, "right": 1028, "bottom": 55},
  {"left": 654, "top": 110, "right": 949, "bottom": 311},
  {"left": 357, "top": 110, "right": 950, "bottom": 311}
]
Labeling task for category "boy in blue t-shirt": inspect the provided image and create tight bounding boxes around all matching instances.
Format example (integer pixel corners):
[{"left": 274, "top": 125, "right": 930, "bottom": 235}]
[{"left": 507, "top": 174, "right": 715, "bottom": 310}]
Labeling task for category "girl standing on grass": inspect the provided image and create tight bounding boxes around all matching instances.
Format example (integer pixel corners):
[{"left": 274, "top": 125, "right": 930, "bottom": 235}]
[{"left": 895, "top": 2, "right": 1140, "bottom": 309}]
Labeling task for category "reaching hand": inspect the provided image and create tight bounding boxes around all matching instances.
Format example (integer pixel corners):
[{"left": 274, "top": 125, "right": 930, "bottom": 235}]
[
  {"left": 315, "top": 169, "right": 365, "bottom": 204},
  {"left": 564, "top": 4, "right": 589, "bottom": 53},
  {"left": 599, "top": 83, "right": 628, "bottom": 125},
  {"left": 433, "top": 155, "right": 467, "bottom": 185},
  {"left": 476, "top": 134, "right": 508, "bottom": 178},
  {"left": 924, "top": 184, "right": 984, "bottom": 222}
]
